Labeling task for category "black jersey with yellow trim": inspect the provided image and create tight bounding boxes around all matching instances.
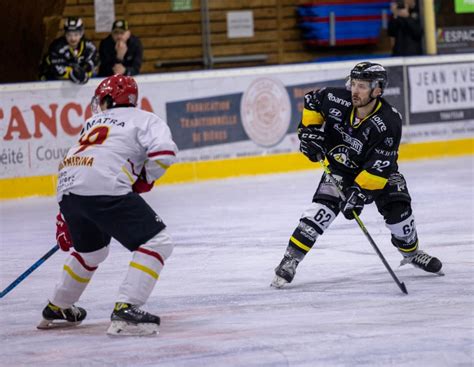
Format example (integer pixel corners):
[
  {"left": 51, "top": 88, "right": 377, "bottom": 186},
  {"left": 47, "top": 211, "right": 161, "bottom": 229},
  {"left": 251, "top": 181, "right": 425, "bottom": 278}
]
[
  {"left": 302, "top": 87, "right": 403, "bottom": 193},
  {"left": 39, "top": 36, "right": 97, "bottom": 80}
]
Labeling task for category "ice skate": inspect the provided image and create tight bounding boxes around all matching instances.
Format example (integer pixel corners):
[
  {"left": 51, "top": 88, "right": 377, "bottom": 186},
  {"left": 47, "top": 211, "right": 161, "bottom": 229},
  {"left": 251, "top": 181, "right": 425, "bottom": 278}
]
[
  {"left": 271, "top": 255, "right": 300, "bottom": 288},
  {"left": 400, "top": 250, "right": 444, "bottom": 275},
  {"left": 107, "top": 302, "right": 160, "bottom": 336},
  {"left": 37, "top": 302, "right": 87, "bottom": 329}
]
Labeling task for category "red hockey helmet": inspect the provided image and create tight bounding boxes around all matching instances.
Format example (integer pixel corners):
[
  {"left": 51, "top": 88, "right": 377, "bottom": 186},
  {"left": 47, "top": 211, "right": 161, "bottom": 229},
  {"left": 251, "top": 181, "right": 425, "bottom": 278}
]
[{"left": 92, "top": 75, "right": 138, "bottom": 113}]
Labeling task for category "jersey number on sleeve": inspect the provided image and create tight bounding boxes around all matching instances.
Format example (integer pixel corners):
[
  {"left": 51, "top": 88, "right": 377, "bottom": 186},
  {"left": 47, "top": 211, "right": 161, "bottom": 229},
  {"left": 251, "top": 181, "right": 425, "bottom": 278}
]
[{"left": 372, "top": 160, "right": 390, "bottom": 172}]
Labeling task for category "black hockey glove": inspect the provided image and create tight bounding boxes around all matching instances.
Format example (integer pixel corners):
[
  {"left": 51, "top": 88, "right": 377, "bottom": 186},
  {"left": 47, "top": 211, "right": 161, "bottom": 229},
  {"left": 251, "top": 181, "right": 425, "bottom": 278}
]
[
  {"left": 298, "top": 127, "right": 326, "bottom": 162},
  {"left": 80, "top": 61, "right": 93, "bottom": 73},
  {"left": 340, "top": 185, "right": 367, "bottom": 220},
  {"left": 69, "top": 64, "right": 89, "bottom": 84}
]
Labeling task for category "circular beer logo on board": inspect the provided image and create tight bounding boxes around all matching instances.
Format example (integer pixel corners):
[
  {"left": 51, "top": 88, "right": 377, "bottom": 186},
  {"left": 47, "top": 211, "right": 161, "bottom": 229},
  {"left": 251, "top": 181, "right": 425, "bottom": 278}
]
[{"left": 240, "top": 77, "right": 291, "bottom": 147}]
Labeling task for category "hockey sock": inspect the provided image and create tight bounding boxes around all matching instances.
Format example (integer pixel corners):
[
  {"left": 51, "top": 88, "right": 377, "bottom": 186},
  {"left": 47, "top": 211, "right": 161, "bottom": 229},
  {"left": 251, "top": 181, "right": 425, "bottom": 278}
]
[
  {"left": 288, "top": 202, "right": 337, "bottom": 256},
  {"left": 385, "top": 213, "right": 419, "bottom": 256},
  {"left": 117, "top": 229, "right": 173, "bottom": 306},
  {"left": 50, "top": 247, "right": 109, "bottom": 308},
  {"left": 288, "top": 218, "right": 320, "bottom": 256}
]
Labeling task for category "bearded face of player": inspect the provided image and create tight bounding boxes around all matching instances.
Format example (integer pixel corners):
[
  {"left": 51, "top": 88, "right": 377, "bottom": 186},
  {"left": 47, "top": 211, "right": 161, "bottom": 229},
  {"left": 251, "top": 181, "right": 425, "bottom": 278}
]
[{"left": 351, "top": 79, "right": 382, "bottom": 107}]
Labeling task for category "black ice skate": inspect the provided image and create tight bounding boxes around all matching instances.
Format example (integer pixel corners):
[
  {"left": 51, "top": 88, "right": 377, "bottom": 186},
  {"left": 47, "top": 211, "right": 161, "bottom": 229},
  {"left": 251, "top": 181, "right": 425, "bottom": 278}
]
[
  {"left": 271, "top": 255, "right": 300, "bottom": 288},
  {"left": 37, "top": 302, "right": 87, "bottom": 329},
  {"left": 400, "top": 250, "right": 444, "bottom": 275},
  {"left": 107, "top": 302, "right": 160, "bottom": 336}
]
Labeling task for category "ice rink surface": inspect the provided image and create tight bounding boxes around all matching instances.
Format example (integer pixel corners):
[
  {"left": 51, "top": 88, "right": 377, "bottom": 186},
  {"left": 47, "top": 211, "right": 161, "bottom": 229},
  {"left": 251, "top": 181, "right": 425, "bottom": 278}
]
[{"left": 1, "top": 156, "right": 473, "bottom": 367}]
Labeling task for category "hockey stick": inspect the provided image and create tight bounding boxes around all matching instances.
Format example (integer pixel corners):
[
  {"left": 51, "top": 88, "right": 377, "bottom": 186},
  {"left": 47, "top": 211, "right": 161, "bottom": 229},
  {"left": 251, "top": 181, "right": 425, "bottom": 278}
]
[
  {"left": 319, "top": 160, "right": 408, "bottom": 295},
  {"left": 0, "top": 244, "right": 60, "bottom": 299}
]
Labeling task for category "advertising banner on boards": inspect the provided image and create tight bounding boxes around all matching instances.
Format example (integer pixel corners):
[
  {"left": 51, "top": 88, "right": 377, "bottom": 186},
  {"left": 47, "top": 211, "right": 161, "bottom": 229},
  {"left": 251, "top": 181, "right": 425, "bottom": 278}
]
[
  {"left": 1, "top": 58, "right": 471, "bottom": 181},
  {"left": 0, "top": 66, "right": 354, "bottom": 179},
  {"left": 0, "top": 83, "right": 165, "bottom": 179},
  {"left": 0, "top": 85, "right": 95, "bottom": 179},
  {"left": 164, "top": 78, "right": 347, "bottom": 154},
  {"left": 164, "top": 65, "right": 405, "bottom": 160},
  {"left": 437, "top": 26, "right": 474, "bottom": 54},
  {"left": 407, "top": 62, "right": 474, "bottom": 124}
]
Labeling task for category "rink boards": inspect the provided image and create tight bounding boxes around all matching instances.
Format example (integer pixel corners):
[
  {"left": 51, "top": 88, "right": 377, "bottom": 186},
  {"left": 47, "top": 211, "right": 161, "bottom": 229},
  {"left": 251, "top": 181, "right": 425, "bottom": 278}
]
[
  {"left": 1, "top": 138, "right": 472, "bottom": 200},
  {"left": 1, "top": 54, "right": 473, "bottom": 199}
]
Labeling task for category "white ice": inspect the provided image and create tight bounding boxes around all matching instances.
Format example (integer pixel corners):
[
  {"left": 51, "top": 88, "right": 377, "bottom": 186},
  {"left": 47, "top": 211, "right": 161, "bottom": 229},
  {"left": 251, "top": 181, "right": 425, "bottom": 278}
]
[{"left": 1, "top": 156, "right": 473, "bottom": 367}]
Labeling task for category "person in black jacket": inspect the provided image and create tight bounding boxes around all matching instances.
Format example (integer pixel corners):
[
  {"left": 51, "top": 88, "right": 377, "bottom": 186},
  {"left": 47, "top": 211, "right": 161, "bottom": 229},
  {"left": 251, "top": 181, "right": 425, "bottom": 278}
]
[
  {"left": 271, "top": 62, "right": 443, "bottom": 288},
  {"left": 98, "top": 20, "right": 143, "bottom": 77},
  {"left": 39, "top": 17, "right": 97, "bottom": 84},
  {"left": 388, "top": 0, "right": 423, "bottom": 56}
]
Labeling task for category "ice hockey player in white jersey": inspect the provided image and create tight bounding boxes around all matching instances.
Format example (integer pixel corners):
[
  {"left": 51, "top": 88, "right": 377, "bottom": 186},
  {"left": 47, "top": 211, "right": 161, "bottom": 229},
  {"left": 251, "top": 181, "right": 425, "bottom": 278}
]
[{"left": 37, "top": 75, "right": 178, "bottom": 336}]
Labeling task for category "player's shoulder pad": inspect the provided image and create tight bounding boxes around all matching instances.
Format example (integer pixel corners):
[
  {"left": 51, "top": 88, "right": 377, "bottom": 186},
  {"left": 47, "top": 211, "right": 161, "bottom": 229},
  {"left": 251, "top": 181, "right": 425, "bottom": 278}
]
[
  {"left": 133, "top": 107, "right": 157, "bottom": 117},
  {"left": 380, "top": 98, "right": 403, "bottom": 123},
  {"left": 324, "top": 87, "right": 352, "bottom": 107},
  {"left": 304, "top": 89, "right": 321, "bottom": 110},
  {"left": 324, "top": 87, "right": 351, "bottom": 97},
  {"left": 370, "top": 100, "right": 402, "bottom": 135},
  {"left": 133, "top": 108, "right": 167, "bottom": 125},
  {"left": 84, "top": 38, "right": 97, "bottom": 48}
]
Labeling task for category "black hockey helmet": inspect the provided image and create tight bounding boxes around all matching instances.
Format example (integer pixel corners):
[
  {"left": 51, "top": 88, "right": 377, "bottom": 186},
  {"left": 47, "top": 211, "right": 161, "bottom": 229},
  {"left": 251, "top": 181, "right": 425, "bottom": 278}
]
[
  {"left": 349, "top": 62, "right": 388, "bottom": 91},
  {"left": 64, "top": 17, "right": 84, "bottom": 33}
]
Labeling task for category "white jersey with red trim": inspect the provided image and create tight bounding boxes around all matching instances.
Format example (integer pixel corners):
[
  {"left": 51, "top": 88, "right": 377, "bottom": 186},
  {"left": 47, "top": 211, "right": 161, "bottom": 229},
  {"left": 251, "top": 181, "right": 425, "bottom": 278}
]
[{"left": 57, "top": 107, "right": 178, "bottom": 201}]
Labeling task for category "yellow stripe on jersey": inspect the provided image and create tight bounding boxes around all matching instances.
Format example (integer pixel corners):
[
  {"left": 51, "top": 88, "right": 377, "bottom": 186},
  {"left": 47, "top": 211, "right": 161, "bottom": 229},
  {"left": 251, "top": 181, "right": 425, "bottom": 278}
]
[
  {"left": 290, "top": 236, "right": 311, "bottom": 252},
  {"left": 121, "top": 166, "right": 135, "bottom": 184},
  {"left": 71, "top": 41, "right": 85, "bottom": 58},
  {"left": 63, "top": 265, "right": 91, "bottom": 283},
  {"left": 323, "top": 157, "right": 330, "bottom": 167},
  {"left": 130, "top": 261, "right": 159, "bottom": 279},
  {"left": 355, "top": 170, "right": 388, "bottom": 191},
  {"left": 350, "top": 101, "right": 382, "bottom": 128},
  {"left": 154, "top": 160, "right": 170, "bottom": 170},
  {"left": 302, "top": 108, "right": 324, "bottom": 127},
  {"left": 63, "top": 66, "right": 73, "bottom": 80}
]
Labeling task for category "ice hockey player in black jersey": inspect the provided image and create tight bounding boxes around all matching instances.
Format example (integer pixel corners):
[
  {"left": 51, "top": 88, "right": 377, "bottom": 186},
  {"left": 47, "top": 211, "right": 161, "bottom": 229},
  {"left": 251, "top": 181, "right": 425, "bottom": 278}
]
[
  {"left": 39, "top": 17, "right": 97, "bottom": 84},
  {"left": 272, "top": 62, "right": 443, "bottom": 288}
]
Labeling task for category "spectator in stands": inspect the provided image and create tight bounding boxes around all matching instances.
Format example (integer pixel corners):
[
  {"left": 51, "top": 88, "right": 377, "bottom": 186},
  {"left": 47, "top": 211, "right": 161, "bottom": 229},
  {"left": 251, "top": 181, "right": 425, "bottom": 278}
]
[
  {"left": 388, "top": 0, "right": 423, "bottom": 56},
  {"left": 39, "top": 17, "right": 97, "bottom": 84},
  {"left": 98, "top": 20, "right": 143, "bottom": 77}
]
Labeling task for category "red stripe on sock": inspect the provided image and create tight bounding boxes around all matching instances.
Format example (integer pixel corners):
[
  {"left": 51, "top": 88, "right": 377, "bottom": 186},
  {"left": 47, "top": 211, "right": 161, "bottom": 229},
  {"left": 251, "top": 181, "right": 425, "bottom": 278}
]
[
  {"left": 71, "top": 252, "right": 98, "bottom": 271},
  {"left": 136, "top": 247, "right": 164, "bottom": 266},
  {"left": 148, "top": 150, "right": 175, "bottom": 158}
]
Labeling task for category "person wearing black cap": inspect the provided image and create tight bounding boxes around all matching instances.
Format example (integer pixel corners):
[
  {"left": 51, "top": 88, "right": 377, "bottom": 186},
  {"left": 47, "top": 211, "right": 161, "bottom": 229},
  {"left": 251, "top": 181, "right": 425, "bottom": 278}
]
[
  {"left": 98, "top": 20, "right": 143, "bottom": 77},
  {"left": 39, "top": 17, "right": 98, "bottom": 84}
]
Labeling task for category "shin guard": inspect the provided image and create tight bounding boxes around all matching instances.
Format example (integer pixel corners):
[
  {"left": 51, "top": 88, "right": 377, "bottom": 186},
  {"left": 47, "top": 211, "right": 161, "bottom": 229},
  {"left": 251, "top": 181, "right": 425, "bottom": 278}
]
[
  {"left": 288, "top": 202, "right": 337, "bottom": 257},
  {"left": 117, "top": 229, "right": 173, "bottom": 306},
  {"left": 386, "top": 213, "right": 419, "bottom": 256},
  {"left": 50, "top": 246, "right": 109, "bottom": 308}
]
